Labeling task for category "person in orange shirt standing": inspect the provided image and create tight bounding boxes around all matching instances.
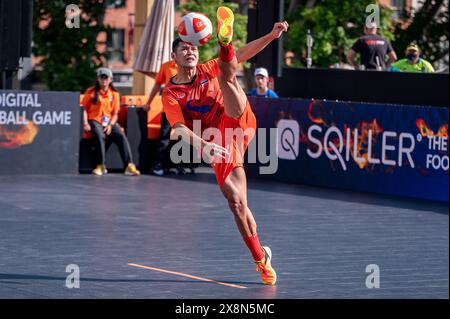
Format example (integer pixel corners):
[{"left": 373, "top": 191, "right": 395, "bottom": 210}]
[
  {"left": 81, "top": 67, "right": 140, "bottom": 176},
  {"left": 144, "top": 60, "right": 178, "bottom": 112},
  {"left": 144, "top": 60, "right": 177, "bottom": 175}
]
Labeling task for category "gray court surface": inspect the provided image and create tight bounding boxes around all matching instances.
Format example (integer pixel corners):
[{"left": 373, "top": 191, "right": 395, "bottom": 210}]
[{"left": 0, "top": 168, "right": 448, "bottom": 299}]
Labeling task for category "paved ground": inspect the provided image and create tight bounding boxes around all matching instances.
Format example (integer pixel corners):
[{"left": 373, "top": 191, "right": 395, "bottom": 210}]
[{"left": 0, "top": 169, "right": 448, "bottom": 299}]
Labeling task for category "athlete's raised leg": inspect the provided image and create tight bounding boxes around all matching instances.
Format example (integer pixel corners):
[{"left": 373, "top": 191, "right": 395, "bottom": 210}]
[{"left": 216, "top": 6, "right": 248, "bottom": 119}]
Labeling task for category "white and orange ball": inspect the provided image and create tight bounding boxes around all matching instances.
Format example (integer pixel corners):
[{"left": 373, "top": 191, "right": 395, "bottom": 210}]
[{"left": 178, "top": 12, "right": 213, "bottom": 46}]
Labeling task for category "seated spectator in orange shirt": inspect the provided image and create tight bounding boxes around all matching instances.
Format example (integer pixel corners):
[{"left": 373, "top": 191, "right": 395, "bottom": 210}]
[{"left": 81, "top": 68, "right": 140, "bottom": 176}]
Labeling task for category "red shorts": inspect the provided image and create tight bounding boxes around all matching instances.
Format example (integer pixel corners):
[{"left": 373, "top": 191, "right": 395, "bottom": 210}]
[{"left": 212, "top": 101, "right": 257, "bottom": 188}]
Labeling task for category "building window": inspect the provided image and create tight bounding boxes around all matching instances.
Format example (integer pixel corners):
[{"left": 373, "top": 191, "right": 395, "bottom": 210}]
[
  {"left": 107, "top": 29, "right": 125, "bottom": 62},
  {"left": 391, "top": 0, "right": 406, "bottom": 19},
  {"left": 106, "top": 0, "right": 126, "bottom": 9}
]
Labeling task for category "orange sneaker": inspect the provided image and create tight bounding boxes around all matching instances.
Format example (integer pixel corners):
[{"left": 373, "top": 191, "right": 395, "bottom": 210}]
[
  {"left": 255, "top": 246, "right": 277, "bottom": 285},
  {"left": 216, "top": 6, "right": 234, "bottom": 46}
]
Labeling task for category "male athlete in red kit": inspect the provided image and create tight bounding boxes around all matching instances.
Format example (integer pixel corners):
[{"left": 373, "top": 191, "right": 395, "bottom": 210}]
[{"left": 162, "top": 7, "right": 288, "bottom": 285}]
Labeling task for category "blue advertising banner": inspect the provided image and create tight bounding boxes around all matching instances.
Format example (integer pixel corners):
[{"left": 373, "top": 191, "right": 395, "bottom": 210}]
[
  {"left": 0, "top": 90, "right": 80, "bottom": 174},
  {"left": 246, "top": 97, "right": 449, "bottom": 202}
]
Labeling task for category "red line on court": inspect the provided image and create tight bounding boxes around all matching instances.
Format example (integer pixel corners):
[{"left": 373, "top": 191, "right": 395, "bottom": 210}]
[{"left": 128, "top": 262, "right": 247, "bottom": 289}]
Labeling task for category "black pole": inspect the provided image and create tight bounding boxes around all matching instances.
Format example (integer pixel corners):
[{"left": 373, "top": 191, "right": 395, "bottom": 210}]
[{"left": 1, "top": 70, "right": 14, "bottom": 89}]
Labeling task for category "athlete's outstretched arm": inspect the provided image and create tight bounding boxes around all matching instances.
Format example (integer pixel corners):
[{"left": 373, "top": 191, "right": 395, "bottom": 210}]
[{"left": 236, "top": 21, "right": 289, "bottom": 64}]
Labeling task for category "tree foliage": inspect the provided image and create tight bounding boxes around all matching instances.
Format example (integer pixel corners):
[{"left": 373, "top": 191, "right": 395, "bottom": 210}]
[
  {"left": 284, "top": 0, "right": 394, "bottom": 68},
  {"left": 284, "top": 0, "right": 448, "bottom": 69},
  {"left": 33, "top": 0, "right": 108, "bottom": 91},
  {"left": 393, "top": 0, "right": 449, "bottom": 69}
]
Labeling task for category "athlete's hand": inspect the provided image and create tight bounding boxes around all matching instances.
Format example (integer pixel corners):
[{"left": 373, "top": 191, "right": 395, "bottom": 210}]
[
  {"left": 271, "top": 21, "right": 289, "bottom": 39},
  {"left": 202, "top": 142, "right": 230, "bottom": 164}
]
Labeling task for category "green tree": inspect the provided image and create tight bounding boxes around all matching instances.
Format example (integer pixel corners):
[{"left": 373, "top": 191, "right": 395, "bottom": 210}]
[
  {"left": 284, "top": 0, "right": 394, "bottom": 68},
  {"left": 177, "top": 0, "right": 247, "bottom": 63},
  {"left": 33, "top": 1, "right": 108, "bottom": 91},
  {"left": 393, "top": 0, "right": 449, "bottom": 69}
]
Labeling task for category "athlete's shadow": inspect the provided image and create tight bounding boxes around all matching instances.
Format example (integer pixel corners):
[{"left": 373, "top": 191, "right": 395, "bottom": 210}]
[{"left": 0, "top": 272, "right": 263, "bottom": 286}]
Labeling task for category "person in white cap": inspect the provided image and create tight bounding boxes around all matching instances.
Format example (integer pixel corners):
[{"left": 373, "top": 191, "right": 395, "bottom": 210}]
[
  {"left": 81, "top": 67, "right": 140, "bottom": 176},
  {"left": 248, "top": 67, "right": 279, "bottom": 98}
]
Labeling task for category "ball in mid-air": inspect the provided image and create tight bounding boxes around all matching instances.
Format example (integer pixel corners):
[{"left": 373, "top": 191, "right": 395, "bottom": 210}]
[{"left": 178, "top": 12, "right": 213, "bottom": 46}]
